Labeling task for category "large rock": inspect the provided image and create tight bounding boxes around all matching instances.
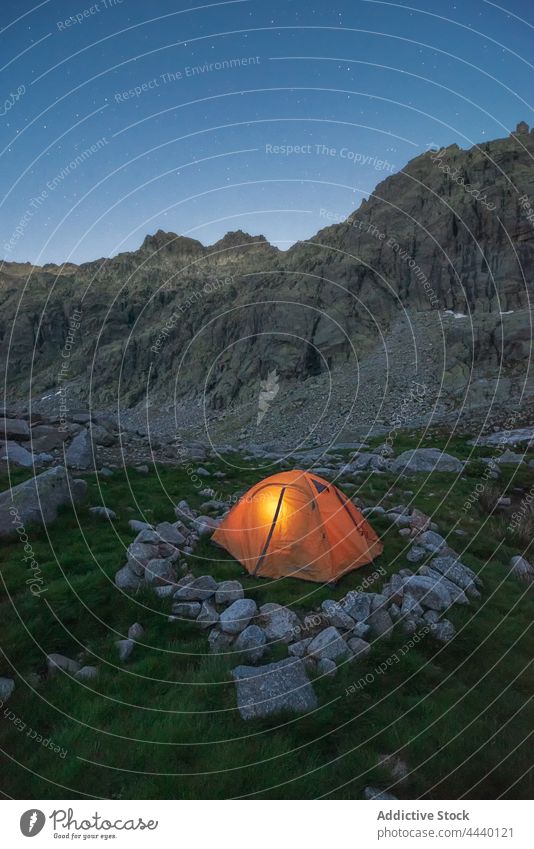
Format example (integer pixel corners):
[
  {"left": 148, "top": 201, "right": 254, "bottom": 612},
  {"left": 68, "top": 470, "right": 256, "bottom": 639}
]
[
  {"left": 115, "top": 564, "right": 143, "bottom": 592},
  {"left": 307, "top": 626, "right": 351, "bottom": 661},
  {"left": 144, "top": 558, "right": 177, "bottom": 587},
  {"left": 116, "top": 639, "right": 135, "bottom": 661},
  {"left": 342, "top": 591, "right": 372, "bottom": 623},
  {"left": 402, "top": 575, "right": 452, "bottom": 611},
  {"left": 215, "top": 580, "right": 244, "bottom": 605},
  {"left": 234, "top": 625, "right": 267, "bottom": 662},
  {"left": 74, "top": 666, "right": 99, "bottom": 682},
  {"left": 0, "top": 465, "right": 87, "bottom": 539},
  {"left": 220, "top": 598, "right": 258, "bottom": 634},
  {"left": 321, "top": 599, "right": 356, "bottom": 630},
  {"left": 495, "top": 449, "right": 524, "bottom": 466},
  {"left": 417, "top": 529, "right": 448, "bottom": 554},
  {"left": 366, "top": 607, "right": 394, "bottom": 639},
  {"left": 429, "top": 555, "right": 481, "bottom": 597},
  {"left": 232, "top": 658, "right": 317, "bottom": 719},
  {"left": 0, "top": 677, "right": 15, "bottom": 701},
  {"left": 0, "top": 441, "right": 35, "bottom": 467},
  {"left": 155, "top": 521, "right": 186, "bottom": 548},
  {"left": 90, "top": 424, "right": 116, "bottom": 446},
  {"left": 0, "top": 417, "right": 30, "bottom": 440},
  {"left": 46, "top": 653, "right": 81, "bottom": 676},
  {"left": 258, "top": 602, "right": 301, "bottom": 642},
  {"left": 173, "top": 575, "right": 218, "bottom": 602},
  {"left": 419, "top": 566, "right": 469, "bottom": 604},
  {"left": 127, "top": 541, "right": 160, "bottom": 574},
  {"left": 391, "top": 448, "right": 463, "bottom": 475},
  {"left": 509, "top": 556, "right": 534, "bottom": 585},
  {"left": 65, "top": 428, "right": 94, "bottom": 470},
  {"left": 429, "top": 620, "right": 456, "bottom": 642},
  {"left": 197, "top": 600, "right": 219, "bottom": 629}
]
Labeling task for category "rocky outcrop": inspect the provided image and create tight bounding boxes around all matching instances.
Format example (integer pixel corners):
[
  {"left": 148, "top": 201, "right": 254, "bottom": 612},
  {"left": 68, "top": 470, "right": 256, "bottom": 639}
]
[{"left": 0, "top": 466, "right": 87, "bottom": 539}]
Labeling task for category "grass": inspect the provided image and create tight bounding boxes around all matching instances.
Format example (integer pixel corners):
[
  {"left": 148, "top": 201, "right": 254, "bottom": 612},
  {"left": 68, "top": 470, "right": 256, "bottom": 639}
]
[{"left": 0, "top": 437, "right": 533, "bottom": 800}]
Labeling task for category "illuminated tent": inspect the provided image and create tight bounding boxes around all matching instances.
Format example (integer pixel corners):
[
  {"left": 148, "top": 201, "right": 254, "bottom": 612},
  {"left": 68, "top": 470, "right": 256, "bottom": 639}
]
[{"left": 212, "top": 470, "right": 383, "bottom": 583}]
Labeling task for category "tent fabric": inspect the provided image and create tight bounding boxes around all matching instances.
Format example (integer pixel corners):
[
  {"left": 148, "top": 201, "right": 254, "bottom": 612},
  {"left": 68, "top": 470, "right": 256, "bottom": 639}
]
[{"left": 212, "top": 470, "right": 383, "bottom": 583}]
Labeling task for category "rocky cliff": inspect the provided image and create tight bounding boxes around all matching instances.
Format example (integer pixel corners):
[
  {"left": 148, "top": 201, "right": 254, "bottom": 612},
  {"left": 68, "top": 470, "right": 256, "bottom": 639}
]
[{"left": 1, "top": 125, "right": 533, "bottom": 447}]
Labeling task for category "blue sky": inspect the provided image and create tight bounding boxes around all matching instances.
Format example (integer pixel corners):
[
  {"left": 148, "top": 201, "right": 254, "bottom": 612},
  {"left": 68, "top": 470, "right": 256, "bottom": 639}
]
[{"left": 1, "top": 0, "right": 533, "bottom": 264}]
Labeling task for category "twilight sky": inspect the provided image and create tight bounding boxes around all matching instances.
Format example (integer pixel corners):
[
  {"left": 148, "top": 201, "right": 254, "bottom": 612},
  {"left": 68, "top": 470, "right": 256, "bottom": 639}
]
[{"left": 1, "top": 0, "right": 533, "bottom": 264}]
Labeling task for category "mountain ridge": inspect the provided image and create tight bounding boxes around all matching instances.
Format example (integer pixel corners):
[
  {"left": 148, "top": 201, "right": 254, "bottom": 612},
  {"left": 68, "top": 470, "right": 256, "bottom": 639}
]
[{"left": 1, "top": 123, "right": 533, "bottom": 446}]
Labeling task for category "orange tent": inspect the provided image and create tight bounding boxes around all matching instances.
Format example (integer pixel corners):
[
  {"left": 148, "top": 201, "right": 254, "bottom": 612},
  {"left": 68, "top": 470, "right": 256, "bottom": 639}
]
[{"left": 212, "top": 470, "right": 383, "bottom": 583}]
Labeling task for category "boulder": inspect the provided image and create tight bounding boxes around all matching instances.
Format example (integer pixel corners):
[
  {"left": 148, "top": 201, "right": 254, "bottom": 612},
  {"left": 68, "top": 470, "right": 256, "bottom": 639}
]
[
  {"left": 89, "top": 506, "right": 116, "bottom": 520},
  {"left": 135, "top": 527, "right": 162, "bottom": 545},
  {"left": 0, "top": 677, "right": 15, "bottom": 702},
  {"left": 115, "top": 565, "right": 143, "bottom": 592},
  {"left": 0, "top": 417, "right": 30, "bottom": 440},
  {"left": 215, "top": 580, "right": 244, "bottom": 605},
  {"left": 193, "top": 515, "right": 220, "bottom": 536},
  {"left": 429, "top": 620, "right": 456, "bottom": 643},
  {"left": 0, "top": 441, "right": 35, "bottom": 467},
  {"left": 197, "top": 600, "right": 219, "bottom": 629},
  {"left": 366, "top": 608, "right": 394, "bottom": 639},
  {"left": 173, "top": 575, "right": 218, "bottom": 602},
  {"left": 90, "top": 424, "right": 116, "bottom": 446},
  {"left": 74, "top": 666, "right": 99, "bottom": 682},
  {"left": 65, "top": 429, "right": 94, "bottom": 470},
  {"left": 307, "top": 626, "right": 351, "bottom": 661},
  {"left": 321, "top": 599, "right": 356, "bottom": 630},
  {"left": 128, "top": 623, "right": 144, "bottom": 640},
  {"left": 509, "top": 556, "right": 534, "bottom": 585},
  {"left": 144, "top": 558, "right": 177, "bottom": 587},
  {"left": 391, "top": 448, "right": 463, "bottom": 475},
  {"left": 0, "top": 466, "right": 86, "bottom": 539},
  {"left": 429, "top": 555, "right": 481, "bottom": 597},
  {"left": 232, "top": 658, "right": 317, "bottom": 719},
  {"left": 259, "top": 602, "right": 301, "bottom": 642},
  {"left": 408, "top": 508, "right": 431, "bottom": 535},
  {"left": 155, "top": 522, "right": 186, "bottom": 548},
  {"left": 129, "top": 519, "right": 153, "bottom": 533},
  {"left": 46, "top": 653, "right": 81, "bottom": 676},
  {"left": 341, "top": 591, "right": 372, "bottom": 623},
  {"left": 288, "top": 638, "right": 312, "bottom": 658},
  {"left": 234, "top": 625, "right": 267, "bottom": 663},
  {"left": 116, "top": 639, "right": 134, "bottom": 661},
  {"left": 406, "top": 545, "right": 427, "bottom": 563},
  {"left": 418, "top": 530, "right": 448, "bottom": 553},
  {"left": 495, "top": 449, "right": 524, "bottom": 466},
  {"left": 31, "top": 426, "right": 69, "bottom": 452},
  {"left": 127, "top": 541, "right": 159, "bottom": 573},
  {"left": 402, "top": 575, "right": 452, "bottom": 612},
  {"left": 220, "top": 598, "right": 258, "bottom": 635},
  {"left": 419, "top": 566, "right": 469, "bottom": 604}
]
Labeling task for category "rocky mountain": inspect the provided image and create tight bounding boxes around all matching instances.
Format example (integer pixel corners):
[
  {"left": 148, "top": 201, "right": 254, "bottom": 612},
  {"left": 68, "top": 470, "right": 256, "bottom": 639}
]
[{"left": 1, "top": 123, "right": 534, "bottom": 448}]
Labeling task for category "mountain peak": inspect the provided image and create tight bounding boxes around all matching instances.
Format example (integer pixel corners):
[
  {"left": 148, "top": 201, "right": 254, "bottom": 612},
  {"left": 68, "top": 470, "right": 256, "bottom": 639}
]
[
  {"left": 209, "top": 230, "right": 276, "bottom": 254},
  {"left": 141, "top": 230, "right": 204, "bottom": 255}
]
